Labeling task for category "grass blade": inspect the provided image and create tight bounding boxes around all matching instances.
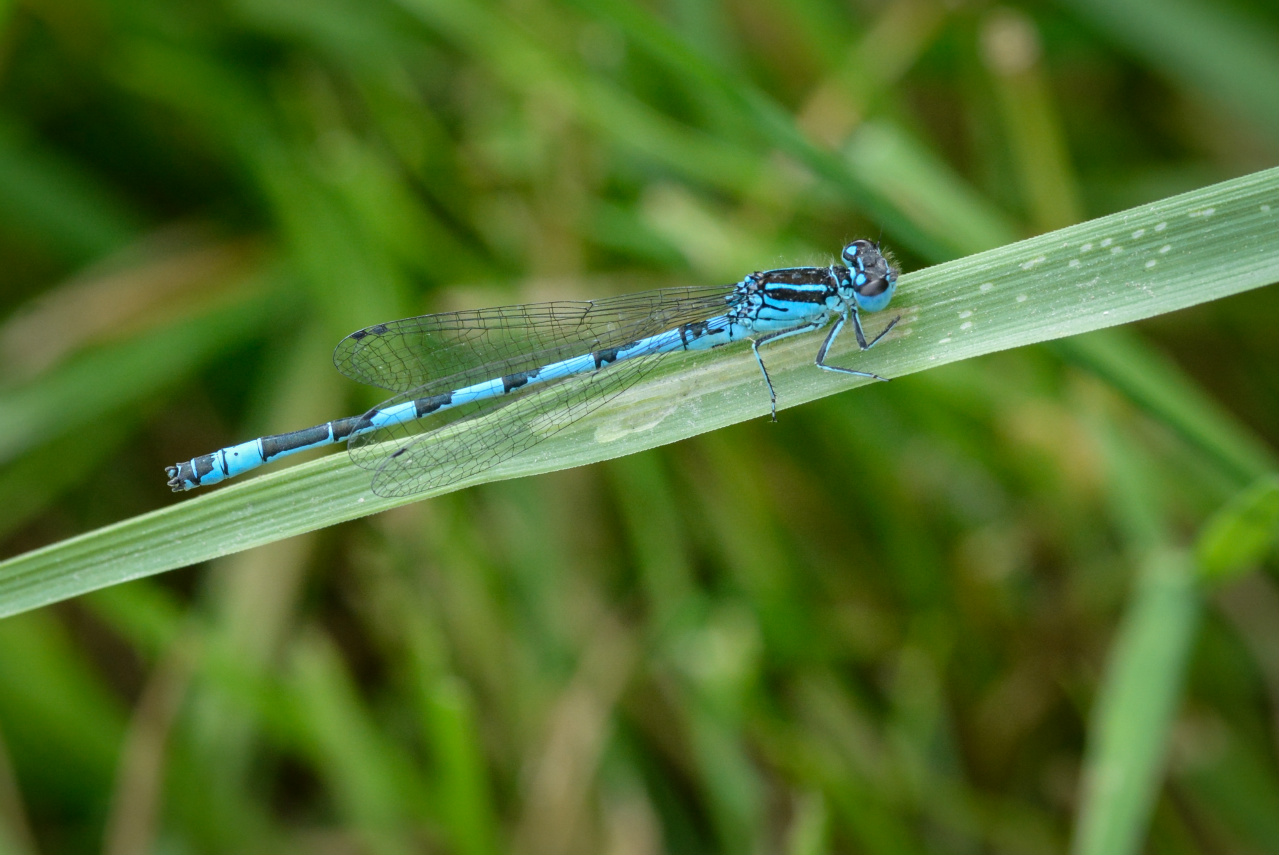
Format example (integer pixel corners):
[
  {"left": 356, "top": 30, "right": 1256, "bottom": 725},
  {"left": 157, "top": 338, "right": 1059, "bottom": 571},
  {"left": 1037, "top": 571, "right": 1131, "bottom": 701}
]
[
  {"left": 1063, "top": 0, "right": 1279, "bottom": 142},
  {"left": 0, "top": 166, "right": 1277, "bottom": 617},
  {"left": 1070, "top": 549, "right": 1199, "bottom": 855}
]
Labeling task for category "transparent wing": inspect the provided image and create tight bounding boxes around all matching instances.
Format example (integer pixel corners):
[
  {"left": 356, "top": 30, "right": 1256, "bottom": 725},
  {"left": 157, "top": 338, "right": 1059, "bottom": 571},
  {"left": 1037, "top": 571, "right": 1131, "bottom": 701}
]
[
  {"left": 362, "top": 345, "right": 678, "bottom": 497},
  {"left": 345, "top": 382, "right": 532, "bottom": 472},
  {"left": 338, "top": 283, "right": 743, "bottom": 497},
  {"left": 333, "top": 285, "right": 737, "bottom": 393}
]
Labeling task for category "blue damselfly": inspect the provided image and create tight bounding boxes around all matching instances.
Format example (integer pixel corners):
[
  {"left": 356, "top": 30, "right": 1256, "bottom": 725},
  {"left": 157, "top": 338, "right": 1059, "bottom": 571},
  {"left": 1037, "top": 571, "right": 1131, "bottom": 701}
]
[{"left": 167, "top": 240, "right": 899, "bottom": 497}]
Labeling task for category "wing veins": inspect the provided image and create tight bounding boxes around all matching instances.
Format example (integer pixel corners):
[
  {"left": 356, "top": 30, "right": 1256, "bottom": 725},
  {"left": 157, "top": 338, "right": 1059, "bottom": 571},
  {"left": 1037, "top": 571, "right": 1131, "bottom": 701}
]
[
  {"left": 333, "top": 285, "right": 734, "bottom": 394},
  {"left": 365, "top": 345, "right": 676, "bottom": 496}
]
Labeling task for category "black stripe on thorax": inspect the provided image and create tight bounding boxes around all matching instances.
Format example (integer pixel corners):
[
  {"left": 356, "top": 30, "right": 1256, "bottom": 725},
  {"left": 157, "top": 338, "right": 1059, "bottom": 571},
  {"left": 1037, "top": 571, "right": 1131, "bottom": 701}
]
[
  {"left": 755, "top": 267, "right": 833, "bottom": 286},
  {"left": 761, "top": 285, "right": 835, "bottom": 305}
]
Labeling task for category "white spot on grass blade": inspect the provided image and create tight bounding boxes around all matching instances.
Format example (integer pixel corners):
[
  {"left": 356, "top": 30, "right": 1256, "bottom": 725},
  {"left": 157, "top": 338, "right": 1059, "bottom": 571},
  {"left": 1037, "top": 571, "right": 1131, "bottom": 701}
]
[
  {"left": 1159, "top": 244, "right": 1171, "bottom": 254},
  {"left": 959, "top": 310, "right": 973, "bottom": 319},
  {"left": 979, "top": 282, "right": 994, "bottom": 292},
  {"left": 1016, "top": 294, "right": 1028, "bottom": 303},
  {"left": 1132, "top": 228, "right": 1145, "bottom": 238},
  {"left": 1155, "top": 222, "right": 1167, "bottom": 231},
  {"left": 1145, "top": 259, "right": 1156, "bottom": 268},
  {"left": 960, "top": 322, "right": 972, "bottom": 331}
]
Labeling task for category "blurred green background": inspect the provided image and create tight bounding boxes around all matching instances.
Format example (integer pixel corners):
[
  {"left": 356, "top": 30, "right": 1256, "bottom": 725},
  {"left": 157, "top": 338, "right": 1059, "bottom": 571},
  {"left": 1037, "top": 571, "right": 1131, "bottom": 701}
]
[{"left": 1, "top": 0, "right": 1278, "bottom": 852}]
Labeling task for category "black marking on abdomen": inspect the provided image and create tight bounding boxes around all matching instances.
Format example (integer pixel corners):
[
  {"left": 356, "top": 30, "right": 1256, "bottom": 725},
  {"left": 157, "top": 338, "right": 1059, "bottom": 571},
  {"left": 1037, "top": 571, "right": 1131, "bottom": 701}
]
[
  {"left": 594, "top": 346, "right": 623, "bottom": 368},
  {"left": 502, "top": 371, "right": 534, "bottom": 393},
  {"left": 330, "top": 415, "right": 365, "bottom": 442},
  {"left": 262, "top": 424, "right": 333, "bottom": 461},
  {"left": 679, "top": 320, "right": 709, "bottom": 348},
  {"left": 167, "top": 462, "right": 194, "bottom": 489},
  {"left": 194, "top": 455, "right": 217, "bottom": 480},
  {"left": 416, "top": 392, "right": 453, "bottom": 417}
]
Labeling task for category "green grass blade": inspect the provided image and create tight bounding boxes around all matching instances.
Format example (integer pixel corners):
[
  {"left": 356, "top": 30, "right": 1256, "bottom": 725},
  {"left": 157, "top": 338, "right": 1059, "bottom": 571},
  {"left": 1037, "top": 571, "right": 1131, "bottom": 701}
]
[
  {"left": 288, "top": 633, "right": 426, "bottom": 853},
  {"left": 0, "top": 120, "right": 141, "bottom": 262},
  {"left": 424, "top": 678, "right": 500, "bottom": 855},
  {"left": 0, "top": 284, "right": 286, "bottom": 465},
  {"left": 1063, "top": 0, "right": 1279, "bottom": 142},
  {"left": 0, "top": 167, "right": 1277, "bottom": 618},
  {"left": 1174, "top": 689, "right": 1279, "bottom": 849},
  {"left": 1070, "top": 548, "right": 1199, "bottom": 855},
  {"left": 561, "top": 0, "right": 974, "bottom": 260},
  {"left": 0, "top": 415, "right": 139, "bottom": 542},
  {"left": 1054, "top": 329, "right": 1277, "bottom": 484},
  {"left": 1196, "top": 475, "right": 1279, "bottom": 583}
]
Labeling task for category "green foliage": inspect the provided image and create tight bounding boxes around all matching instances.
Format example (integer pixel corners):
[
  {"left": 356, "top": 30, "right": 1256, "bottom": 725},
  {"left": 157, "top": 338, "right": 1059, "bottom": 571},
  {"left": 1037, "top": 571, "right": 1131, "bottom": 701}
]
[
  {"left": 1197, "top": 476, "right": 1279, "bottom": 583},
  {"left": 0, "top": 0, "right": 1277, "bottom": 853}
]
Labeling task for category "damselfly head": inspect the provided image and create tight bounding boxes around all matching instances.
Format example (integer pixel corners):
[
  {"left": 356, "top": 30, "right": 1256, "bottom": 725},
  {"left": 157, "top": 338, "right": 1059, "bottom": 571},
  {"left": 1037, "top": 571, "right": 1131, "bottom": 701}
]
[{"left": 840, "top": 239, "right": 898, "bottom": 312}]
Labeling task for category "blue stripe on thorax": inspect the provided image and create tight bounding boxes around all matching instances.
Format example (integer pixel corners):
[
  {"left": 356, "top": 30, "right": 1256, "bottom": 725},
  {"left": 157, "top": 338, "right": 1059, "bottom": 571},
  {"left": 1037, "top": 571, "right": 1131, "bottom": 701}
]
[{"left": 740, "top": 271, "right": 837, "bottom": 332}]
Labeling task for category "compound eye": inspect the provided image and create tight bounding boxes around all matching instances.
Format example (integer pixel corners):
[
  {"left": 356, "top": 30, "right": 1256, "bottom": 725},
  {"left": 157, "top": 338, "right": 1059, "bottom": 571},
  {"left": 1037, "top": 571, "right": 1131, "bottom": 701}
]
[
  {"left": 841, "top": 239, "right": 874, "bottom": 266},
  {"left": 854, "top": 274, "right": 890, "bottom": 297}
]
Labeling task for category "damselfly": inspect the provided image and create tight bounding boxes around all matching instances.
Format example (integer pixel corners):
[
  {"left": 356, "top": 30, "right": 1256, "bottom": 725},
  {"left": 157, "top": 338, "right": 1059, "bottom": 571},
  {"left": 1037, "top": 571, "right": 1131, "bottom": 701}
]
[{"left": 167, "top": 240, "right": 900, "bottom": 497}]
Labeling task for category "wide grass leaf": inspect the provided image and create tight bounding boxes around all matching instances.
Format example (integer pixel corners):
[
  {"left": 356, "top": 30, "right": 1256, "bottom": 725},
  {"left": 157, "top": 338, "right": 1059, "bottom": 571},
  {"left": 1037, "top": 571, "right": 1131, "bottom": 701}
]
[{"left": 0, "top": 166, "right": 1277, "bottom": 617}]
